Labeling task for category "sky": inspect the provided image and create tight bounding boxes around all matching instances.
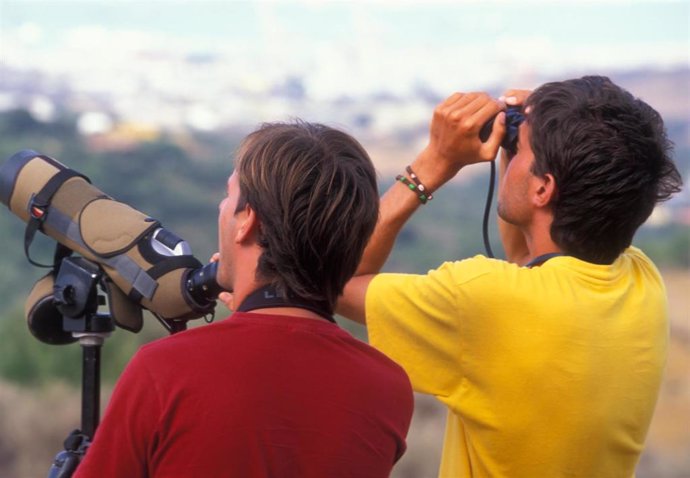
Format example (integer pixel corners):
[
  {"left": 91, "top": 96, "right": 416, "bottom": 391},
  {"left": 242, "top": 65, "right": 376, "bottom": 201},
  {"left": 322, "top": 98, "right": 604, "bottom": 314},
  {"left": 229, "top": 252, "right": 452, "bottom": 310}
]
[{"left": 1, "top": 0, "right": 689, "bottom": 99}]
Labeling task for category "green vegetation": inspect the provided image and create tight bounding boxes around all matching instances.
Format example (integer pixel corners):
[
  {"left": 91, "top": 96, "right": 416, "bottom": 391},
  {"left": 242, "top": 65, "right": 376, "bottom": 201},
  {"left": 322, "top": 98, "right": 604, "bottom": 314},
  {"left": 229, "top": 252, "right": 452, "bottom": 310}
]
[
  {"left": 0, "top": 304, "right": 168, "bottom": 385},
  {"left": 0, "top": 109, "right": 687, "bottom": 386}
]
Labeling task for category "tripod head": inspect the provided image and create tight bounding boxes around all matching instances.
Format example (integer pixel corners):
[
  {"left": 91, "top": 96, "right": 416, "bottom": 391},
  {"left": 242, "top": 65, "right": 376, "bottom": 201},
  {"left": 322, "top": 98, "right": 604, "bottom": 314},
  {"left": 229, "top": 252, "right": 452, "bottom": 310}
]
[
  {"left": 53, "top": 256, "right": 115, "bottom": 338},
  {"left": 25, "top": 256, "right": 115, "bottom": 345}
]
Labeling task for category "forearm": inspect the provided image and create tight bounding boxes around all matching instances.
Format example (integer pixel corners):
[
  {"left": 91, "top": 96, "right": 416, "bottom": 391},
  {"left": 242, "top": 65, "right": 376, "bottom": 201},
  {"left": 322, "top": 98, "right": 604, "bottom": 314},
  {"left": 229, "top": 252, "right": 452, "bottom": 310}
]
[
  {"left": 343, "top": 150, "right": 459, "bottom": 322},
  {"left": 341, "top": 92, "right": 505, "bottom": 322},
  {"left": 354, "top": 183, "right": 419, "bottom": 275},
  {"left": 337, "top": 274, "right": 374, "bottom": 324},
  {"left": 356, "top": 148, "right": 458, "bottom": 275}
]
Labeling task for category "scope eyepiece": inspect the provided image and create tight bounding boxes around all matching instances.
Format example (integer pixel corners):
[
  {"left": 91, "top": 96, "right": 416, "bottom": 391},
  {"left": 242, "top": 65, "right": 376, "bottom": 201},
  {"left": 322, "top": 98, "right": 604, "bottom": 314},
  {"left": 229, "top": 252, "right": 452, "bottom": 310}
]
[{"left": 185, "top": 261, "right": 223, "bottom": 309}]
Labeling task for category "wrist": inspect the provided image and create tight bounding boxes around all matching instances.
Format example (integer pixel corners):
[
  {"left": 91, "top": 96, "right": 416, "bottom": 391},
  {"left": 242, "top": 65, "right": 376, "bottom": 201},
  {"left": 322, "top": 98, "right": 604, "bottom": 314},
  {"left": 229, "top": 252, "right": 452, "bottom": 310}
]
[{"left": 412, "top": 147, "right": 461, "bottom": 192}]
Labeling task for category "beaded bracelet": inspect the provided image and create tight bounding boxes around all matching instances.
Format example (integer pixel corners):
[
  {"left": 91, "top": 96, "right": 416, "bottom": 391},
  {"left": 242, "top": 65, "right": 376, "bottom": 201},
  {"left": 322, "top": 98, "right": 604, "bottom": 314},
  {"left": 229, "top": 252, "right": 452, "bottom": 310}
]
[
  {"left": 396, "top": 174, "right": 432, "bottom": 205},
  {"left": 405, "top": 165, "right": 433, "bottom": 201}
]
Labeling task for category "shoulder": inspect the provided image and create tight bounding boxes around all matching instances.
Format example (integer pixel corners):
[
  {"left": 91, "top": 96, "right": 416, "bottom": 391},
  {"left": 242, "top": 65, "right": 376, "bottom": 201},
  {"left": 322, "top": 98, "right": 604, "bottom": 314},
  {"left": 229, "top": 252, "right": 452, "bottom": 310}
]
[
  {"left": 563, "top": 246, "right": 664, "bottom": 283},
  {"left": 620, "top": 246, "right": 665, "bottom": 286},
  {"left": 623, "top": 246, "right": 658, "bottom": 268},
  {"left": 348, "top": 335, "right": 414, "bottom": 407},
  {"left": 131, "top": 318, "right": 239, "bottom": 372},
  {"left": 370, "top": 255, "right": 520, "bottom": 293},
  {"left": 321, "top": 326, "right": 411, "bottom": 392}
]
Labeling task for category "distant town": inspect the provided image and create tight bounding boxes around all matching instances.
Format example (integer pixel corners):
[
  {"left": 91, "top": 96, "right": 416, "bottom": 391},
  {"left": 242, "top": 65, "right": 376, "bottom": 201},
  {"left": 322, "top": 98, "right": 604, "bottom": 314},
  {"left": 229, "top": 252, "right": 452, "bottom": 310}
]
[{"left": 1, "top": 59, "right": 688, "bottom": 227}]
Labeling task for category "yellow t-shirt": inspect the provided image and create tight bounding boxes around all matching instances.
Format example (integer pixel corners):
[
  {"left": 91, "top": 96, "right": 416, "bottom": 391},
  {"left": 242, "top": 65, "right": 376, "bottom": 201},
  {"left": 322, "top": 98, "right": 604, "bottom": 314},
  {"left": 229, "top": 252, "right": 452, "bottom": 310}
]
[{"left": 366, "top": 247, "right": 668, "bottom": 478}]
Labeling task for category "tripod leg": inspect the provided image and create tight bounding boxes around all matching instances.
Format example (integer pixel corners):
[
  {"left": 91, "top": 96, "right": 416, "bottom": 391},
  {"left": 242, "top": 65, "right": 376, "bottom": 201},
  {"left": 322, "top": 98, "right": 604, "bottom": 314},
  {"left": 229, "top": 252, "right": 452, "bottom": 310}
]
[
  {"left": 81, "top": 340, "right": 102, "bottom": 440},
  {"left": 47, "top": 336, "right": 104, "bottom": 478}
]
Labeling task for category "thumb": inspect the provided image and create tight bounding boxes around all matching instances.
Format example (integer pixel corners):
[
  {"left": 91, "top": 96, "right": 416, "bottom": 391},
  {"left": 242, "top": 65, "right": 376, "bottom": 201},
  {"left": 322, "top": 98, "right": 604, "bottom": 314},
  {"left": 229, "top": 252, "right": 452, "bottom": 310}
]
[
  {"left": 481, "top": 111, "right": 506, "bottom": 159},
  {"left": 218, "top": 291, "right": 234, "bottom": 310}
]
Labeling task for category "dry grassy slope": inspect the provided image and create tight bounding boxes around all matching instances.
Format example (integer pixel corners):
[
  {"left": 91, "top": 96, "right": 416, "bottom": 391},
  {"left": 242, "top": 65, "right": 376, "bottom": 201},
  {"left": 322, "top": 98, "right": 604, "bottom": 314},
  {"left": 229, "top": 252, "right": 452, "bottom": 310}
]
[
  {"left": 637, "top": 268, "right": 690, "bottom": 477},
  {"left": 0, "top": 270, "right": 688, "bottom": 478}
]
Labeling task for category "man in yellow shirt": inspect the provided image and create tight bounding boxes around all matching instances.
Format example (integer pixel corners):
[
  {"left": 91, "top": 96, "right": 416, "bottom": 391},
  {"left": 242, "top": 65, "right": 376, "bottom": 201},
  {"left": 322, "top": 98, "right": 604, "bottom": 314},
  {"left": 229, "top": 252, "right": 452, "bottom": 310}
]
[{"left": 338, "top": 76, "right": 683, "bottom": 477}]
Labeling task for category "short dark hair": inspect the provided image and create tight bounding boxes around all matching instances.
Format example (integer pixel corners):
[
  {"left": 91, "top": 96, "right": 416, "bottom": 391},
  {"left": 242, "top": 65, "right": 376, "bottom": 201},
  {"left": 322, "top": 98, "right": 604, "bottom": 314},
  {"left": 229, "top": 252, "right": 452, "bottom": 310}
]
[
  {"left": 235, "top": 120, "right": 379, "bottom": 312},
  {"left": 526, "top": 76, "right": 683, "bottom": 264}
]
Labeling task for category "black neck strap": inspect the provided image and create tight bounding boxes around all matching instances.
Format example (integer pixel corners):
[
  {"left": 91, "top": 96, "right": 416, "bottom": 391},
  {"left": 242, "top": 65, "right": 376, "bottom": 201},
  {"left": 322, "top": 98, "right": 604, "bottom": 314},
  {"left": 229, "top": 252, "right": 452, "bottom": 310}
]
[
  {"left": 236, "top": 284, "right": 335, "bottom": 323},
  {"left": 526, "top": 252, "right": 566, "bottom": 268}
]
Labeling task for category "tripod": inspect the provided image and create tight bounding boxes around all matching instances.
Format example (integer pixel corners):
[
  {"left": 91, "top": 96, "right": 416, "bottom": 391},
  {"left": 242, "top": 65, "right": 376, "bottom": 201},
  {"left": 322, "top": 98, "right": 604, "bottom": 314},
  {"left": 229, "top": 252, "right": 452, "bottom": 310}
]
[{"left": 45, "top": 257, "right": 115, "bottom": 478}]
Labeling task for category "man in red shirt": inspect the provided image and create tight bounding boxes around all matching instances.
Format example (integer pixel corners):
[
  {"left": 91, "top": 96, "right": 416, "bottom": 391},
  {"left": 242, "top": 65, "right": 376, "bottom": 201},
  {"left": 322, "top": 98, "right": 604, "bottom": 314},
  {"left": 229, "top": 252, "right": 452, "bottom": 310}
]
[{"left": 74, "top": 121, "right": 413, "bottom": 478}]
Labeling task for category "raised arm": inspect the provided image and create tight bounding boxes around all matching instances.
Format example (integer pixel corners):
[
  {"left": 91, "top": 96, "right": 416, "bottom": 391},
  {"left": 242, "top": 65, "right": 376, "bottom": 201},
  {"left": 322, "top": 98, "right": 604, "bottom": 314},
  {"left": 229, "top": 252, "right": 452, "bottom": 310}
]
[{"left": 338, "top": 92, "right": 506, "bottom": 323}]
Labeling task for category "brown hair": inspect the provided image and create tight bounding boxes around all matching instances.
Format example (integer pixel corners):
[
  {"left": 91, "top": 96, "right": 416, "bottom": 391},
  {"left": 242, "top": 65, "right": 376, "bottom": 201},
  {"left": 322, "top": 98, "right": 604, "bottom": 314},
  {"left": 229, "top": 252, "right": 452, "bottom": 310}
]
[
  {"left": 526, "top": 76, "right": 682, "bottom": 263},
  {"left": 235, "top": 120, "right": 379, "bottom": 312}
]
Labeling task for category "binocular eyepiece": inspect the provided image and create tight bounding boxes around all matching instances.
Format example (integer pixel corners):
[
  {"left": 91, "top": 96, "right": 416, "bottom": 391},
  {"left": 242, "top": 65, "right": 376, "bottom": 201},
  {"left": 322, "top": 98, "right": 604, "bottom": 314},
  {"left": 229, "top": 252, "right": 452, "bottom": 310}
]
[{"left": 479, "top": 105, "right": 525, "bottom": 157}]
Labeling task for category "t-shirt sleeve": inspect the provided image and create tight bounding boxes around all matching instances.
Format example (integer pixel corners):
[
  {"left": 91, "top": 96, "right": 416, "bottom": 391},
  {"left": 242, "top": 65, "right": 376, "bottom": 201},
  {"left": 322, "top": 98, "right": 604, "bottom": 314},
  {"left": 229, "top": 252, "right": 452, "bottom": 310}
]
[
  {"left": 73, "top": 348, "right": 161, "bottom": 477},
  {"left": 366, "top": 262, "right": 466, "bottom": 399}
]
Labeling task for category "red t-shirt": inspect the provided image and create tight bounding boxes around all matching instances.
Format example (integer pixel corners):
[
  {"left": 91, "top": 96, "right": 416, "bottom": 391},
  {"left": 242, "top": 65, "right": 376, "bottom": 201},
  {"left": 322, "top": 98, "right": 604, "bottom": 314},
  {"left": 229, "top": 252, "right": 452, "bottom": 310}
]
[{"left": 74, "top": 312, "right": 413, "bottom": 477}]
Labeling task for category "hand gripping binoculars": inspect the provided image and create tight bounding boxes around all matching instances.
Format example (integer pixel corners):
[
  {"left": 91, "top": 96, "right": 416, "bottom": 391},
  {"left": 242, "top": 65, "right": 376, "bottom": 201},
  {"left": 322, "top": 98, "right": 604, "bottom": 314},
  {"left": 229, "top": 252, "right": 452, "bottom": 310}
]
[{"left": 0, "top": 150, "right": 222, "bottom": 344}]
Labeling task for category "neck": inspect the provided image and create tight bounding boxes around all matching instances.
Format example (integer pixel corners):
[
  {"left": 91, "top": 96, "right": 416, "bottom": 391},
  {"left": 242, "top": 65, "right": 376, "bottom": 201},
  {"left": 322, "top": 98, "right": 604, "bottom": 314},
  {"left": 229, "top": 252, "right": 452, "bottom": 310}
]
[
  {"left": 244, "top": 306, "right": 327, "bottom": 321},
  {"left": 230, "top": 247, "right": 264, "bottom": 308},
  {"left": 524, "top": 217, "right": 563, "bottom": 264}
]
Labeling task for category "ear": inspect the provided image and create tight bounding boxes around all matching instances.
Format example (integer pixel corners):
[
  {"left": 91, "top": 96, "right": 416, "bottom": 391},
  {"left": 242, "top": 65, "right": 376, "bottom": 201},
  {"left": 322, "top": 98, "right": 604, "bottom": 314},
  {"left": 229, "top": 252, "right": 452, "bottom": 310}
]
[
  {"left": 234, "top": 205, "right": 260, "bottom": 244},
  {"left": 533, "top": 173, "right": 557, "bottom": 208}
]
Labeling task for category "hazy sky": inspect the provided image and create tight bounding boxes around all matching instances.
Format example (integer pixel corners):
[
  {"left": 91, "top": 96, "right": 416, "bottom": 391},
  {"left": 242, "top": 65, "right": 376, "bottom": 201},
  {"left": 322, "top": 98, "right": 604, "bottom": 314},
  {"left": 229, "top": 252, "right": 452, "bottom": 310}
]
[{"left": 1, "top": 0, "right": 688, "bottom": 98}]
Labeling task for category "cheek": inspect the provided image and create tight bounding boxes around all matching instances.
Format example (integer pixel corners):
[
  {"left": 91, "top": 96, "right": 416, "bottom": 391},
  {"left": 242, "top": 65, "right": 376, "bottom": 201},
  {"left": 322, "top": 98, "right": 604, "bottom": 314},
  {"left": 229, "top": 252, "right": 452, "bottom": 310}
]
[
  {"left": 505, "top": 155, "right": 528, "bottom": 180},
  {"left": 500, "top": 162, "right": 516, "bottom": 189},
  {"left": 218, "top": 200, "right": 233, "bottom": 231},
  {"left": 217, "top": 207, "right": 231, "bottom": 254}
]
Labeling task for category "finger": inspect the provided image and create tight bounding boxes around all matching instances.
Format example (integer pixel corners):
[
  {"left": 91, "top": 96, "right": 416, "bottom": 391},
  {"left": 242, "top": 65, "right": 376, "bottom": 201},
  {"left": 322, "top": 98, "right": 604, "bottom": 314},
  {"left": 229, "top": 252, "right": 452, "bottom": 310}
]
[
  {"left": 437, "top": 92, "right": 479, "bottom": 119},
  {"left": 455, "top": 91, "right": 482, "bottom": 107},
  {"left": 441, "top": 93, "right": 495, "bottom": 133},
  {"left": 209, "top": 252, "right": 220, "bottom": 262},
  {"left": 464, "top": 96, "right": 504, "bottom": 139},
  {"left": 481, "top": 111, "right": 506, "bottom": 160},
  {"left": 471, "top": 96, "right": 504, "bottom": 124},
  {"left": 451, "top": 92, "right": 488, "bottom": 113},
  {"left": 500, "top": 89, "right": 532, "bottom": 106},
  {"left": 462, "top": 93, "right": 493, "bottom": 115},
  {"left": 439, "top": 92, "right": 465, "bottom": 109},
  {"left": 501, "top": 88, "right": 531, "bottom": 100}
]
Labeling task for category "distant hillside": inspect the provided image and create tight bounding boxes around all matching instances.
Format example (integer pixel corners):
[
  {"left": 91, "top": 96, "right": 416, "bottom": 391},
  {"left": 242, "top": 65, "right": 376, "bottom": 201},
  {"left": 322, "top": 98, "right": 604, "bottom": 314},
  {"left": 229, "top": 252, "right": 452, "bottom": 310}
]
[
  {"left": 610, "top": 67, "right": 690, "bottom": 121},
  {"left": 0, "top": 75, "right": 688, "bottom": 313}
]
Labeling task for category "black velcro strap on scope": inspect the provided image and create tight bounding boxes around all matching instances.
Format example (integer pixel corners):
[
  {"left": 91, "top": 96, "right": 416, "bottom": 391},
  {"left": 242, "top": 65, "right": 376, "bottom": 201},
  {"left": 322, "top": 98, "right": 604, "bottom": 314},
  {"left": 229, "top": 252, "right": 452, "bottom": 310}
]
[
  {"left": 24, "top": 167, "right": 90, "bottom": 268},
  {"left": 146, "top": 255, "right": 204, "bottom": 280},
  {"left": 126, "top": 255, "right": 203, "bottom": 304}
]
